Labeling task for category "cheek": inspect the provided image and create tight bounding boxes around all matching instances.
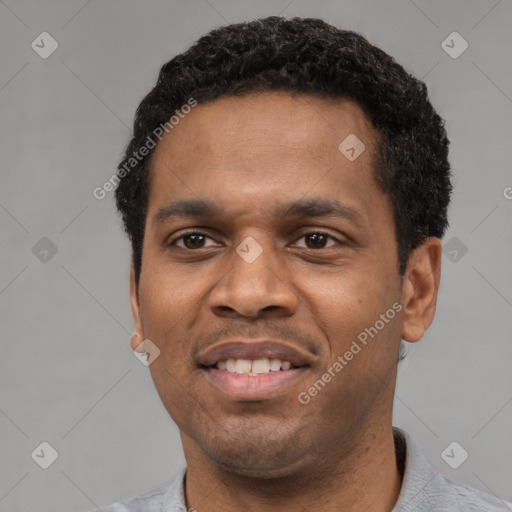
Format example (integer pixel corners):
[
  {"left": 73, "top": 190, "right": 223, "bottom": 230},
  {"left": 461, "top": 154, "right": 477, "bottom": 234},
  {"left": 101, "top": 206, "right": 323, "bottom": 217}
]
[
  {"left": 140, "top": 262, "right": 202, "bottom": 331},
  {"left": 148, "top": 362, "right": 204, "bottom": 439},
  {"left": 303, "top": 274, "right": 381, "bottom": 332},
  {"left": 308, "top": 275, "right": 399, "bottom": 364}
]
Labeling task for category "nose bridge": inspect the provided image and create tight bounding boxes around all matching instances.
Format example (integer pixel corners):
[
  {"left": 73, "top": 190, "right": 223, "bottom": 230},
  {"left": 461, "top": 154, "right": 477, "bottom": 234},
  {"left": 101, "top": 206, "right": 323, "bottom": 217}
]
[
  {"left": 230, "top": 233, "right": 282, "bottom": 289},
  {"left": 209, "top": 233, "right": 298, "bottom": 316}
]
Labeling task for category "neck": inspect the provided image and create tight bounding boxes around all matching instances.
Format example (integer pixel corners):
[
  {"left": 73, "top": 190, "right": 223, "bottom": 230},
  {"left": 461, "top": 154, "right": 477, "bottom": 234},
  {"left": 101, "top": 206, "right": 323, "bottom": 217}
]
[{"left": 182, "top": 424, "right": 404, "bottom": 512}]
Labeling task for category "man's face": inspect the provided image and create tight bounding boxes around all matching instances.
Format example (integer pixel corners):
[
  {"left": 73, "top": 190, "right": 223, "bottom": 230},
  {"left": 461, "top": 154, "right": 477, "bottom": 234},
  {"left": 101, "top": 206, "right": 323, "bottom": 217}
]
[{"left": 132, "top": 92, "right": 406, "bottom": 477}]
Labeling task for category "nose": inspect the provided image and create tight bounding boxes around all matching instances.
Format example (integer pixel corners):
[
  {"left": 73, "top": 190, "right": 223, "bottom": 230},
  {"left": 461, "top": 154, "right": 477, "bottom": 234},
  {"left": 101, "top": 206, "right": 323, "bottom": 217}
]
[{"left": 208, "top": 237, "right": 298, "bottom": 319}]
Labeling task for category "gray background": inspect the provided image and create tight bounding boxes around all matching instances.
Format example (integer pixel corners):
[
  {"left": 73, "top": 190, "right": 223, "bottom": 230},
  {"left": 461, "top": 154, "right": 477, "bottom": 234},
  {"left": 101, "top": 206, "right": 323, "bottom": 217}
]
[{"left": 1, "top": 1, "right": 511, "bottom": 511}]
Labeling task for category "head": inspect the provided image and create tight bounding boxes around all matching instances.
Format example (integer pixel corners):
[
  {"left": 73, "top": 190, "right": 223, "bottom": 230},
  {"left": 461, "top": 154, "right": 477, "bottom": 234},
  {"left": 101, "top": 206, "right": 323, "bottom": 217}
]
[{"left": 116, "top": 17, "right": 451, "bottom": 477}]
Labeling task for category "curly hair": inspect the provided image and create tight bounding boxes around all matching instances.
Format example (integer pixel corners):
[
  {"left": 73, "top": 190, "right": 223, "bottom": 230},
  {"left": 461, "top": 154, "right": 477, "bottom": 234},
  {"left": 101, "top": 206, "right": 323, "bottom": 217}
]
[{"left": 115, "top": 16, "right": 451, "bottom": 288}]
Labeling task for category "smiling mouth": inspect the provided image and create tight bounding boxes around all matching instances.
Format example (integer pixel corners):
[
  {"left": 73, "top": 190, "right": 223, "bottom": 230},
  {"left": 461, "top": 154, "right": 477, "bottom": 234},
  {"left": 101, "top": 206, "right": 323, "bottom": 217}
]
[
  {"left": 200, "top": 357, "right": 311, "bottom": 402},
  {"left": 203, "top": 357, "right": 307, "bottom": 376},
  {"left": 202, "top": 363, "right": 309, "bottom": 401}
]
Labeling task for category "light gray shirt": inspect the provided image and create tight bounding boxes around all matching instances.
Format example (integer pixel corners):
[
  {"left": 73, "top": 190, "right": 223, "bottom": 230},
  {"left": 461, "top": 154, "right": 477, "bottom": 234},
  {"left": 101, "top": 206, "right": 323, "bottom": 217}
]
[{"left": 91, "top": 427, "right": 511, "bottom": 511}]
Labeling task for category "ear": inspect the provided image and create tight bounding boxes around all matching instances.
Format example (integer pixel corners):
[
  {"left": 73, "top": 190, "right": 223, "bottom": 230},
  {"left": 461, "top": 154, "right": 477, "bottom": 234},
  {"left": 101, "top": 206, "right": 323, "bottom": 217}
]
[
  {"left": 401, "top": 237, "right": 442, "bottom": 343},
  {"left": 129, "top": 263, "right": 144, "bottom": 351}
]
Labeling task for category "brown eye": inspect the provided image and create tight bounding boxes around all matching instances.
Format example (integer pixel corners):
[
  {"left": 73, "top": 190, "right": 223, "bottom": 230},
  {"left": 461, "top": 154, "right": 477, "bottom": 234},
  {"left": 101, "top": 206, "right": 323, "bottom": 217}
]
[
  {"left": 297, "top": 232, "right": 338, "bottom": 250},
  {"left": 171, "top": 232, "right": 216, "bottom": 250}
]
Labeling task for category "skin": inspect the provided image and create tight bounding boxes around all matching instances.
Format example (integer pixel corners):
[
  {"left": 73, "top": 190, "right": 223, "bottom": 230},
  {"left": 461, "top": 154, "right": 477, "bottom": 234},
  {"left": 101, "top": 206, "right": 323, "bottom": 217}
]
[{"left": 129, "top": 91, "right": 442, "bottom": 512}]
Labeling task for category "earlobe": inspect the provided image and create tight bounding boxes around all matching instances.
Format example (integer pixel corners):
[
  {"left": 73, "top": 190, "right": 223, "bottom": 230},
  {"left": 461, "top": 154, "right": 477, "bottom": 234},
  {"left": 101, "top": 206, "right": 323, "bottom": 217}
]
[
  {"left": 129, "top": 263, "right": 144, "bottom": 350},
  {"left": 400, "top": 238, "right": 442, "bottom": 343}
]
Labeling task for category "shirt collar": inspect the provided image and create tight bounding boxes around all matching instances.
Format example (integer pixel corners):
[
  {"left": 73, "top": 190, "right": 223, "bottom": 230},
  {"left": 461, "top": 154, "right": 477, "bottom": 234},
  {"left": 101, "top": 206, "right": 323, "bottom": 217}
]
[{"left": 391, "top": 426, "right": 440, "bottom": 511}]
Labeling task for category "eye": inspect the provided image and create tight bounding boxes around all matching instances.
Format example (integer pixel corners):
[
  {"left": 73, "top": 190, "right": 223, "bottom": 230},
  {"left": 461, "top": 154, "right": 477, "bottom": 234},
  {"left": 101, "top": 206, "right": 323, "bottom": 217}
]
[
  {"left": 294, "top": 231, "right": 340, "bottom": 250},
  {"left": 170, "top": 231, "right": 218, "bottom": 250}
]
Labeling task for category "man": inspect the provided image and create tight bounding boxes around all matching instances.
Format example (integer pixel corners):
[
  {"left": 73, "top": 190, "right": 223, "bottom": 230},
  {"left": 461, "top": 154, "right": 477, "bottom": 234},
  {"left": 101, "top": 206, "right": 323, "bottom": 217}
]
[{"left": 92, "top": 16, "right": 511, "bottom": 512}]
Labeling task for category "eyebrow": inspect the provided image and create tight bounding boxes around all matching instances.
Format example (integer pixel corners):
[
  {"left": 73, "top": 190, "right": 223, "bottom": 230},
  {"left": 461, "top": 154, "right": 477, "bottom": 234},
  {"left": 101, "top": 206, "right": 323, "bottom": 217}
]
[{"left": 153, "top": 198, "right": 364, "bottom": 226}]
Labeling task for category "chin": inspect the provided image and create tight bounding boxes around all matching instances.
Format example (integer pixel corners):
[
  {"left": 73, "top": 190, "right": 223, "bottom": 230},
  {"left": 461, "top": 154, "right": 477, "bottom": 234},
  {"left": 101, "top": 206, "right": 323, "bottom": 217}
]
[
  {"left": 197, "top": 426, "right": 310, "bottom": 479},
  {"left": 208, "top": 449, "right": 306, "bottom": 480}
]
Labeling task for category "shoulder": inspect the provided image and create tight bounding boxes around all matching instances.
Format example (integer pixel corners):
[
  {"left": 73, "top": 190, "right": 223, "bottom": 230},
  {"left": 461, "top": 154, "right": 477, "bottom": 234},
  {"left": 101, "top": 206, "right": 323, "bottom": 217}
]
[
  {"left": 438, "top": 474, "right": 512, "bottom": 511},
  {"left": 86, "top": 468, "right": 187, "bottom": 512},
  {"left": 87, "top": 484, "right": 170, "bottom": 512},
  {"left": 392, "top": 427, "right": 511, "bottom": 512}
]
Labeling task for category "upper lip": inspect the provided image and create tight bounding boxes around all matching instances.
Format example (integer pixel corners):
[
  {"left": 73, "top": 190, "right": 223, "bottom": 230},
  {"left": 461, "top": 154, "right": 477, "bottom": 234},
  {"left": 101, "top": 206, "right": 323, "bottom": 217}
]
[{"left": 198, "top": 340, "right": 314, "bottom": 368}]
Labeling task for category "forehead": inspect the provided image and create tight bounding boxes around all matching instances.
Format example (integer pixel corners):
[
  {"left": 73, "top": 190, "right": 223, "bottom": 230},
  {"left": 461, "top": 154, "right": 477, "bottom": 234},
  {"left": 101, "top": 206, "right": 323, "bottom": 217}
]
[
  {"left": 146, "top": 92, "right": 385, "bottom": 225},
  {"left": 152, "top": 92, "right": 375, "bottom": 164}
]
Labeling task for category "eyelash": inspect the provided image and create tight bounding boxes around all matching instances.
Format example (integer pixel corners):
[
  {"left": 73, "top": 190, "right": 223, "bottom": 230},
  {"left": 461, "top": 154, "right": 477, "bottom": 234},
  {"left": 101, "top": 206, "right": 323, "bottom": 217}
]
[{"left": 169, "top": 230, "right": 344, "bottom": 250}]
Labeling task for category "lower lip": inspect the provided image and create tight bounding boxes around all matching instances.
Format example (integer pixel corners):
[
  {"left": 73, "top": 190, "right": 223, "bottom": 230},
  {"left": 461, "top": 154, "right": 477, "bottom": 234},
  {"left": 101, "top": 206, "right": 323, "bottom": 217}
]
[{"left": 203, "top": 367, "right": 308, "bottom": 401}]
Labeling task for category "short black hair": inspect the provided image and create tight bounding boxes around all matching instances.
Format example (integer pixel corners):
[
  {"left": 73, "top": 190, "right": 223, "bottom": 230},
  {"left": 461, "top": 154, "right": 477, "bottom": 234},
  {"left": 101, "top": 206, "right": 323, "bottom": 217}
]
[{"left": 115, "top": 16, "right": 451, "bottom": 286}]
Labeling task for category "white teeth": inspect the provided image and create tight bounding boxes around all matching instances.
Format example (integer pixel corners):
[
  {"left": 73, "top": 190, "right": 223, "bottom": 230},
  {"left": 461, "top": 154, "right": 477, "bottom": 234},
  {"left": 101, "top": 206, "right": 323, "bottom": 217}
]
[
  {"left": 216, "top": 358, "right": 294, "bottom": 374},
  {"left": 269, "top": 358, "right": 282, "bottom": 371},
  {"left": 235, "top": 359, "right": 252, "bottom": 374},
  {"left": 251, "top": 358, "right": 270, "bottom": 374}
]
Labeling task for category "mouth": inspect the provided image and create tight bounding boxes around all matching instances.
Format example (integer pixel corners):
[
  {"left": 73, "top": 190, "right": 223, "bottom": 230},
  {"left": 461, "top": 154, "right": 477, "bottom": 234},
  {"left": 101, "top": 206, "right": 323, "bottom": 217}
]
[
  {"left": 197, "top": 341, "right": 314, "bottom": 401},
  {"left": 207, "top": 357, "right": 302, "bottom": 375},
  {"left": 201, "top": 357, "right": 310, "bottom": 401}
]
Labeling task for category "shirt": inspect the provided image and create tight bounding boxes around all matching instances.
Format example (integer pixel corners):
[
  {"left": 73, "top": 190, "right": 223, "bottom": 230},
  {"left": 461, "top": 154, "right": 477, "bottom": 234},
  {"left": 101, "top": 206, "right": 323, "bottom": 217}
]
[{"left": 90, "top": 426, "right": 511, "bottom": 511}]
